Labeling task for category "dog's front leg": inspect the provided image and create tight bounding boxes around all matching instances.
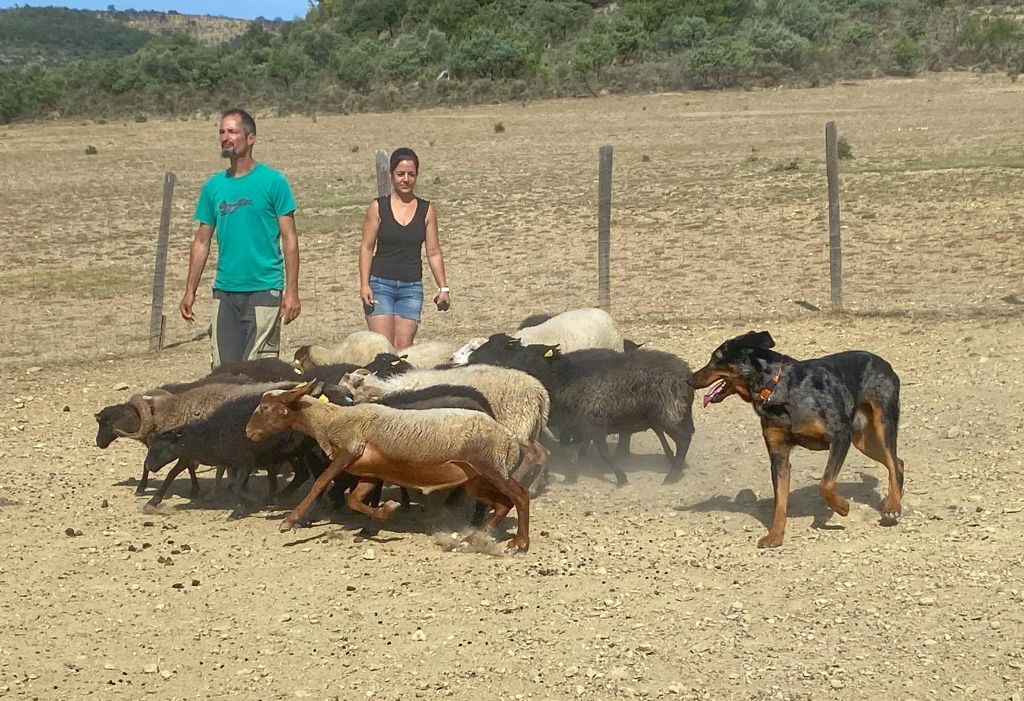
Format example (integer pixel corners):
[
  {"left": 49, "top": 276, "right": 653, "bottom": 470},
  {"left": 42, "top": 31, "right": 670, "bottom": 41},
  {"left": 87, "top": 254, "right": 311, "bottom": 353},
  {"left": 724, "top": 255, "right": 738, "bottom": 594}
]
[{"left": 760, "top": 430, "right": 793, "bottom": 548}]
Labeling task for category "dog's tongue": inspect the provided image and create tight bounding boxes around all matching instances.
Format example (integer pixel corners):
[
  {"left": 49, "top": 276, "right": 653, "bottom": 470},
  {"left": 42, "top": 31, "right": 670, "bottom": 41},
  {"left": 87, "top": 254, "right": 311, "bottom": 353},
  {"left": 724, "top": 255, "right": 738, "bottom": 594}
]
[{"left": 702, "top": 379, "right": 727, "bottom": 408}]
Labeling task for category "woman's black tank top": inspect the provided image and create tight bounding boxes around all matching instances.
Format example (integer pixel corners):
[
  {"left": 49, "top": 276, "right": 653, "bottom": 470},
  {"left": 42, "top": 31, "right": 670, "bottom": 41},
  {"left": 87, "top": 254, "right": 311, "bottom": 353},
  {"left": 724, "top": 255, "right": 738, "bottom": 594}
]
[{"left": 370, "top": 196, "right": 429, "bottom": 282}]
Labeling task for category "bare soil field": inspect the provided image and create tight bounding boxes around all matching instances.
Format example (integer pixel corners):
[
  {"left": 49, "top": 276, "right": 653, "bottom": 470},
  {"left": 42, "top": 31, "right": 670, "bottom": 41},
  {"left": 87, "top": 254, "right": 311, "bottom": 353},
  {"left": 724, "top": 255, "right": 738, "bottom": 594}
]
[{"left": 0, "top": 73, "right": 1022, "bottom": 700}]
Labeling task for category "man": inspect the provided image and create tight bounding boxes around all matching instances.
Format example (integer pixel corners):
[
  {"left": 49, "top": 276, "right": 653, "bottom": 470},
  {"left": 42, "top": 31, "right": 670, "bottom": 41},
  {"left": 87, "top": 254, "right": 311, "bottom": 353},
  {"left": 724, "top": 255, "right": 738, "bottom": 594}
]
[{"left": 180, "top": 108, "right": 300, "bottom": 367}]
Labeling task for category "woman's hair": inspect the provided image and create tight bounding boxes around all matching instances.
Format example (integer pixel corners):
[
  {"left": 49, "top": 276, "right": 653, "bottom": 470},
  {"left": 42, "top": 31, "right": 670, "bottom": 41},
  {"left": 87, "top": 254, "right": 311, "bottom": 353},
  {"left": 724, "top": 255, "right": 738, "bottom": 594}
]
[{"left": 389, "top": 147, "right": 419, "bottom": 174}]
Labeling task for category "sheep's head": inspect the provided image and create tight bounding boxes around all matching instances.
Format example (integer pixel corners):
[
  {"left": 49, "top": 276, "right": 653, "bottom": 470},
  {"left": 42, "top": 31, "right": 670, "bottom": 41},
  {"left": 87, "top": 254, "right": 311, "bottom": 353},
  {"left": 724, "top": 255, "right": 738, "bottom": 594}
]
[
  {"left": 363, "top": 352, "right": 413, "bottom": 377},
  {"left": 450, "top": 337, "right": 487, "bottom": 365},
  {"left": 340, "top": 367, "right": 372, "bottom": 391},
  {"left": 293, "top": 345, "right": 319, "bottom": 372},
  {"left": 113, "top": 394, "right": 159, "bottom": 440},
  {"left": 246, "top": 381, "right": 318, "bottom": 441},
  {"left": 95, "top": 403, "right": 140, "bottom": 447},
  {"left": 144, "top": 426, "right": 185, "bottom": 472}
]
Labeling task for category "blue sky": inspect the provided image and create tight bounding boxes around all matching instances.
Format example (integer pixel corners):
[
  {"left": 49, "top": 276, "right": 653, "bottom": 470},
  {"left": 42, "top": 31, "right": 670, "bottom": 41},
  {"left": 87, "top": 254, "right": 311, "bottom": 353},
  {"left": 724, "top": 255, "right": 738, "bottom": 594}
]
[{"left": 0, "top": 0, "right": 311, "bottom": 20}]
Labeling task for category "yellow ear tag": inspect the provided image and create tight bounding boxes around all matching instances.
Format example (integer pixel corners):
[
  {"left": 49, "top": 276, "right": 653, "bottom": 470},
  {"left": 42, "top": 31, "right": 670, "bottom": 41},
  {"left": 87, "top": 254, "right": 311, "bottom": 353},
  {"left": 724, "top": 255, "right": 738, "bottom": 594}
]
[
  {"left": 318, "top": 394, "right": 330, "bottom": 403},
  {"left": 544, "top": 349, "right": 554, "bottom": 358},
  {"left": 293, "top": 366, "right": 303, "bottom": 374},
  {"left": 391, "top": 360, "right": 401, "bottom": 366}
]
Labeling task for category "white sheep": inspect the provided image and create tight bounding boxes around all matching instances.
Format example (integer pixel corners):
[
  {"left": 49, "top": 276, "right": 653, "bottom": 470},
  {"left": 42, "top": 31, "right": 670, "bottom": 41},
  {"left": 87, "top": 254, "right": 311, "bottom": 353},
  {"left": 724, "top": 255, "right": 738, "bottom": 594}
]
[
  {"left": 397, "top": 340, "right": 464, "bottom": 369},
  {"left": 245, "top": 383, "right": 531, "bottom": 554},
  {"left": 294, "top": 331, "right": 395, "bottom": 370},
  {"left": 512, "top": 308, "right": 623, "bottom": 353}
]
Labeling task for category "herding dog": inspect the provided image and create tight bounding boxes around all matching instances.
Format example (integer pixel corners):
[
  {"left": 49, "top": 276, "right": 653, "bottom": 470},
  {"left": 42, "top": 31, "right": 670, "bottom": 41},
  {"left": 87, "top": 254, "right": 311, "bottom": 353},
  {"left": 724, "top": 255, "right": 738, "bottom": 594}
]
[{"left": 690, "top": 331, "right": 904, "bottom": 548}]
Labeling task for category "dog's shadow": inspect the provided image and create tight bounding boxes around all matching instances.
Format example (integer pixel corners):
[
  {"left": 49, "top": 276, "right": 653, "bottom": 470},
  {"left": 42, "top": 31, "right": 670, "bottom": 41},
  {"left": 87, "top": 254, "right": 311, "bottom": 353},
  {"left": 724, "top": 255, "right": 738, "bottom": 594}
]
[{"left": 677, "top": 471, "right": 885, "bottom": 530}]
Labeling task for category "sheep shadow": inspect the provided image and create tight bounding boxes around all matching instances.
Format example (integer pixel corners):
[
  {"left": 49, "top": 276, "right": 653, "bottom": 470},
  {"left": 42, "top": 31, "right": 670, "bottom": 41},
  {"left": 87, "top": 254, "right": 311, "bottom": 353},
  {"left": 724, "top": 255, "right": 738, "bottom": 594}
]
[
  {"left": 543, "top": 441, "right": 682, "bottom": 487},
  {"left": 676, "top": 471, "right": 886, "bottom": 530}
]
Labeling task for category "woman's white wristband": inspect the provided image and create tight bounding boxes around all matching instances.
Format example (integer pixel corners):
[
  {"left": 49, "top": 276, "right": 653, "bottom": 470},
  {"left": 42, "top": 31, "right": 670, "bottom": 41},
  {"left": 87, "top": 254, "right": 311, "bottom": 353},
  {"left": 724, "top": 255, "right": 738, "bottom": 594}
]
[{"left": 438, "top": 287, "right": 450, "bottom": 293}]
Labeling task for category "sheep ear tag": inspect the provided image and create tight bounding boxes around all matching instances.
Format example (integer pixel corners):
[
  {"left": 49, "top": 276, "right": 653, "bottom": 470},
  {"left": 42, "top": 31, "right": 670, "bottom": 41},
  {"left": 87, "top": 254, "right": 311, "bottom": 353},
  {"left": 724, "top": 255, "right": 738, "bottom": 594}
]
[
  {"left": 391, "top": 359, "right": 402, "bottom": 366},
  {"left": 544, "top": 349, "right": 554, "bottom": 358},
  {"left": 318, "top": 394, "right": 330, "bottom": 404}
]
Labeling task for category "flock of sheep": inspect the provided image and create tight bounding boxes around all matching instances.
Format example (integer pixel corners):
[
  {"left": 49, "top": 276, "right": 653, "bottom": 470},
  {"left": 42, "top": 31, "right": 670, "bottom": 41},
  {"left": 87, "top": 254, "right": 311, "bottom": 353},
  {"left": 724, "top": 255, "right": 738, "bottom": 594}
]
[{"left": 95, "top": 308, "right": 698, "bottom": 555}]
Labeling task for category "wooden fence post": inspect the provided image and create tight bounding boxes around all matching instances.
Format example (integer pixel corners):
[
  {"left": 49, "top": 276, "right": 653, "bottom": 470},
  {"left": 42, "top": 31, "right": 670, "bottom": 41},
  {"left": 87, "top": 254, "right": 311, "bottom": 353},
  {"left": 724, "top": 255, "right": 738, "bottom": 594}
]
[
  {"left": 597, "top": 145, "right": 613, "bottom": 312},
  {"left": 825, "top": 121, "right": 843, "bottom": 314},
  {"left": 375, "top": 149, "right": 391, "bottom": 198},
  {"left": 149, "top": 171, "right": 176, "bottom": 351}
]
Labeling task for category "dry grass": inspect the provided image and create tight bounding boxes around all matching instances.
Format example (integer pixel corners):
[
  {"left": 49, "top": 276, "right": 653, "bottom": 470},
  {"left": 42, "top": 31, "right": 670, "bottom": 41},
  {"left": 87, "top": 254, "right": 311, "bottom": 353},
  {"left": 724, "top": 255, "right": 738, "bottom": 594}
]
[{"left": 0, "top": 73, "right": 1022, "bottom": 369}]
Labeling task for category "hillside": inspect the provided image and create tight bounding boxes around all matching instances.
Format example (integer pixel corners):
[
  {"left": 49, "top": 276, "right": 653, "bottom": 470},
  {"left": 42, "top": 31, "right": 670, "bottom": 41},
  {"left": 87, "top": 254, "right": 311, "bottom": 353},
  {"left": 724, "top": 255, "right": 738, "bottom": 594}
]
[
  {"left": 95, "top": 8, "right": 283, "bottom": 46},
  {"left": 0, "top": 6, "right": 275, "bottom": 66},
  {"left": 2, "top": 0, "right": 1024, "bottom": 122},
  {"left": 0, "top": 6, "right": 152, "bottom": 64}
]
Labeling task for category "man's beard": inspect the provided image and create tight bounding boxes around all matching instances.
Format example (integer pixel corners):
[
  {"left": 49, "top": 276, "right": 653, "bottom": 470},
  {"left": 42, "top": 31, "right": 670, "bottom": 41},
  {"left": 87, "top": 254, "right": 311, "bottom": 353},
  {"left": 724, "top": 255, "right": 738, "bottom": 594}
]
[{"left": 220, "top": 148, "right": 234, "bottom": 158}]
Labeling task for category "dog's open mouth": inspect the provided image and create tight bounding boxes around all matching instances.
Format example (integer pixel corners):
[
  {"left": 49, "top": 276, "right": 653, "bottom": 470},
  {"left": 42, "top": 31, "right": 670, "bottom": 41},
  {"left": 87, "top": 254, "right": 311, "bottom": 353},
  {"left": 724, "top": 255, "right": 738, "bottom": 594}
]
[{"left": 702, "top": 379, "right": 733, "bottom": 408}]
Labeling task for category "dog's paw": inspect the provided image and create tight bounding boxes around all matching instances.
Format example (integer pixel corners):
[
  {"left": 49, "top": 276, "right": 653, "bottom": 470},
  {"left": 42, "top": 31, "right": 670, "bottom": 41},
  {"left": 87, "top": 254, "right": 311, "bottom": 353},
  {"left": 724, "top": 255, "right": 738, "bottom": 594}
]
[
  {"left": 757, "top": 533, "right": 784, "bottom": 549},
  {"left": 880, "top": 499, "right": 901, "bottom": 525}
]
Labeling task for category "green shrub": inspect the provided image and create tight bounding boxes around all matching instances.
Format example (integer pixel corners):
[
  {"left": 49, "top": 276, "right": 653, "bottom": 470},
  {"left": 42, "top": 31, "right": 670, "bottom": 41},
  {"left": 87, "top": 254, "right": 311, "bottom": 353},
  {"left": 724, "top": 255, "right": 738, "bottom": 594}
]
[
  {"left": 749, "top": 20, "right": 809, "bottom": 68},
  {"left": 611, "top": 16, "right": 650, "bottom": 63},
  {"left": 837, "top": 135, "right": 853, "bottom": 159},
  {"left": 85, "top": 144, "right": 98, "bottom": 155},
  {"left": 889, "top": 35, "right": 921, "bottom": 75},
  {"left": 493, "top": 121, "right": 505, "bottom": 132},
  {"left": 840, "top": 20, "right": 876, "bottom": 48},
  {"left": 133, "top": 111, "right": 147, "bottom": 122},
  {"left": 687, "top": 38, "right": 752, "bottom": 88},
  {"left": 332, "top": 43, "right": 378, "bottom": 90},
  {"left": 449, "top": 28, "right": 533, "bottom": 79},
  {"left": 661, "top": 16, "right": 711, "bottom": 51},
  {"left": 572, "top": 23, "right": 616, "bottom": 77},
  {"left": 775, "top": 0, "right": 829, "bottom": 40},
  {"left": 379, "top": 35, "right": 426, "bottom": 82}
]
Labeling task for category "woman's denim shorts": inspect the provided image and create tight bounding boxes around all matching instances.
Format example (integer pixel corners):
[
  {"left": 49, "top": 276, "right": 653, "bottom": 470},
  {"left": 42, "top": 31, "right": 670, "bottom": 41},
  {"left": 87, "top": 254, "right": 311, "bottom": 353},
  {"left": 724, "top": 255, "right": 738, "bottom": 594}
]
[{"left": 365, "top": 275, "right": 424, "bottom": 322}]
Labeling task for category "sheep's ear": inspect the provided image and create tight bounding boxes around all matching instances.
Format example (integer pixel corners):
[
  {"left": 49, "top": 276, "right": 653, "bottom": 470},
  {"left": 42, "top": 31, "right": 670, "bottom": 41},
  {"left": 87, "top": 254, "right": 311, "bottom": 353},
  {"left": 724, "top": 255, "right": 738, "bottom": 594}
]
[{"left": 277, "top": 381, "right": 315, "bottom": 407}]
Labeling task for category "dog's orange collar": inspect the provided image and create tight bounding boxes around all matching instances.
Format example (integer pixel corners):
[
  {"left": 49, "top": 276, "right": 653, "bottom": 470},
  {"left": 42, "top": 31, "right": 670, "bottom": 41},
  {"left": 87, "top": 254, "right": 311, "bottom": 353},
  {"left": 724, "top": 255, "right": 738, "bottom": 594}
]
[{"left": 757, "top": 371, "right": 782, "bottom": 402}]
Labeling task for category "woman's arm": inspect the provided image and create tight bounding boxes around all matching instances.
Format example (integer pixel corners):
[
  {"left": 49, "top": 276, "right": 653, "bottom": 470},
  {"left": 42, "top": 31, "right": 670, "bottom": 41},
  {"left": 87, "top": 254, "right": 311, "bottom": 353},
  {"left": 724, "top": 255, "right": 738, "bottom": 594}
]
[
  {"left": 358, "top": 199, "right": 381, "bottom": 306},
  {"left": 424, "top": 203, "right": 449, "bottom": 307}
]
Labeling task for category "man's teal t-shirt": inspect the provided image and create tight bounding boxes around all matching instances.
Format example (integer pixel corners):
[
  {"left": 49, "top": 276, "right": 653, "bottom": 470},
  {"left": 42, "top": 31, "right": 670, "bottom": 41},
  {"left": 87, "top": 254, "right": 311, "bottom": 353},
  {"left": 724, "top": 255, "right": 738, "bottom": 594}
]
[{"left": 194, "top": 163, "right": 296, "bottom": 292}]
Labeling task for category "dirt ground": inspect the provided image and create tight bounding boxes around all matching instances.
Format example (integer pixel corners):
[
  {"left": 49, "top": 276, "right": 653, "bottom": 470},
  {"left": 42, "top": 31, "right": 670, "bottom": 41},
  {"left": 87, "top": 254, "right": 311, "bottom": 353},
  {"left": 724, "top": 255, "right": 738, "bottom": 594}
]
[{"left": 0, "top": 73, "right": 1022, "bottom": 700}]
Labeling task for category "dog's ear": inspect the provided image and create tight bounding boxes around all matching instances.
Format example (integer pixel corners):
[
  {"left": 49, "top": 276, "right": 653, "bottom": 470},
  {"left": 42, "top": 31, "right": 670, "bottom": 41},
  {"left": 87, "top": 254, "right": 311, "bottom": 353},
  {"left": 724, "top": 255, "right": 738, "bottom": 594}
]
[{"left": 744, "top": 331, "right": 774, "bottom": 349}]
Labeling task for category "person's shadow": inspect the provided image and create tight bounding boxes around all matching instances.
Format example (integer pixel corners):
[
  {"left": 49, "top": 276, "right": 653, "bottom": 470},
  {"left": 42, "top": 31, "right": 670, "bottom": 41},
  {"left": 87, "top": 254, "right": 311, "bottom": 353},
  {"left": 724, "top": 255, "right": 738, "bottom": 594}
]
[{"left": 676, "top": 471, "right": 886, "bottom": 530}]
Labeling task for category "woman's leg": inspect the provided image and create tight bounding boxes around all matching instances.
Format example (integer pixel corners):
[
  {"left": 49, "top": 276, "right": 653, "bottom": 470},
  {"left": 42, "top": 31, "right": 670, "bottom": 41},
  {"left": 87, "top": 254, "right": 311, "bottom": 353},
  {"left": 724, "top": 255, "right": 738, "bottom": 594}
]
[
  {"left": 394, "top": 317, "right": 419, "bottom": 350},
  {"left": 367, "top": 314, "right": 397, "bottom": 346}
]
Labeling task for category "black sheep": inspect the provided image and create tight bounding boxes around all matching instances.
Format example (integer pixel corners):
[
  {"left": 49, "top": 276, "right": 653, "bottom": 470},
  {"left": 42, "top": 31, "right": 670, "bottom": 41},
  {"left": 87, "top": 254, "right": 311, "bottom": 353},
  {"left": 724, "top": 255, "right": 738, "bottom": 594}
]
[
  {"left": 143, "top": 393, "right": 310, "bottom": 519},
  {"left": 468, "top": 333, "right": 695, "bottom": 486}
]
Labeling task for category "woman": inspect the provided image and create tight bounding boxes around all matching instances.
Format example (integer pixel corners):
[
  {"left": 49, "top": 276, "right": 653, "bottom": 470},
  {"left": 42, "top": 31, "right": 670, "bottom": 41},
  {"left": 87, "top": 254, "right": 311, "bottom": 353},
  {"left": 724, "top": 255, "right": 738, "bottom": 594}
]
[{"left": 358, "top": 147, "right": 450, "bottom": 350}]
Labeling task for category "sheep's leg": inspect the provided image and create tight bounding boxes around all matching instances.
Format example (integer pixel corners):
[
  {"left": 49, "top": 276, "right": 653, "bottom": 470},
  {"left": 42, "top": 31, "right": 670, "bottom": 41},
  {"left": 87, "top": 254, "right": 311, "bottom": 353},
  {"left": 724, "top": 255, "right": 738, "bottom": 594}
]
[
  {"left": 663, "top": 421, "right": 693, "bottom": 485},
  {"left": 135, "top": 466, "right": 150, "bottom": 495},
  {"left": 614, "top": 433, "right": 633, "bottom": 460},
  {"left": 281, "top": 447, "right": 363, "bottom": 532},
  {"left": 462, "top": 468, "right": 530, "bottom": 555},
  {"left": 186, "top": 464, "right": 201, "bottom": 499},
  {"left": 227, "top": 466, "right": 257, "bottom": 521},
  {"left": 215, "top": 466, "right": 227, "bottom": 490},
  {"left": 142, "top": 459, "right": 196, "bottom": 513},
  {"left": 277, "top": 460, "right": 311, "bottom": 500},
  {"left": 265, "top": 465, "right": 280, "bottom": 503},
  {"left": 345, "top": 478, "right": 401, "bottom": 521},
  {"left": 593, "top": 436, "right": 629, "bottom": 487}
]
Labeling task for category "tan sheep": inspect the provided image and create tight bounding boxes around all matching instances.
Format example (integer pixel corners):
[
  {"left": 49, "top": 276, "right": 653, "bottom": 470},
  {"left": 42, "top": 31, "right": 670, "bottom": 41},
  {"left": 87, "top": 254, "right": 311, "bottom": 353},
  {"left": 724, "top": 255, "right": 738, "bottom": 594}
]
[{"left": 246, "top": 383, "right": 531, "bottom": 554}]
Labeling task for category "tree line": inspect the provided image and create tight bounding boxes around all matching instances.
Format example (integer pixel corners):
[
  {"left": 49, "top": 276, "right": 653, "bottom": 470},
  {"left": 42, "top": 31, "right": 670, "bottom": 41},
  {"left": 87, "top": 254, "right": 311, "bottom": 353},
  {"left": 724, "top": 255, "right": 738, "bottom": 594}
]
[{"left": 2, "top": 0, "right": 1024, "bottom": 123}]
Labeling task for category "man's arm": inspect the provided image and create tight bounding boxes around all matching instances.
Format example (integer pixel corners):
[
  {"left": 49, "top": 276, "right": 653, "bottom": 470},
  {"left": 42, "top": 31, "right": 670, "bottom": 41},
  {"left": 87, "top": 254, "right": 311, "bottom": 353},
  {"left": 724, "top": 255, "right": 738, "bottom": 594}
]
[
  {"left": 279, "top": 212, "right": 300, "bottom": 324},
  {"left": 180, "top": 223, "right": 214, "bottom": 323}
]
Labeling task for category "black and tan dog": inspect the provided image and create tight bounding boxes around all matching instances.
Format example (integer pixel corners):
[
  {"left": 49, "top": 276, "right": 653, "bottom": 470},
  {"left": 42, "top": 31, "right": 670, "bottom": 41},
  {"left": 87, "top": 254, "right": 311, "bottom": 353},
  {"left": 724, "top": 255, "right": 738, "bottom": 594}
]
[{"left": 691, "top": 331, "right": 904, "bottom": 548}]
